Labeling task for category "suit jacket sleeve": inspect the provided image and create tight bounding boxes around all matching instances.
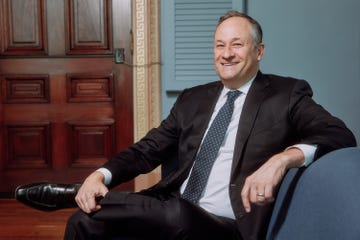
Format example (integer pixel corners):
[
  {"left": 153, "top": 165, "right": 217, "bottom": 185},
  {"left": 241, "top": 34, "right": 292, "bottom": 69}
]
[
  {"left": 101, "top": 93, "right": 184, "bottom": 188},
  {"left": 288, "top": 80, "right": 356, "bottom": 159},
  {"left": 100, "top": 80, "right": 222, "bottom": 188},
  {"left": 231, "top": 73, "right": 356, "bottom": 185}
]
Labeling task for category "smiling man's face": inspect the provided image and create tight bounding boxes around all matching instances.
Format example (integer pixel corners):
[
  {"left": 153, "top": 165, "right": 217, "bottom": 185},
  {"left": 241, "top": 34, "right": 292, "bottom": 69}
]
[{"left": 214, "top": 16, "right": 264, "bottom": 89}]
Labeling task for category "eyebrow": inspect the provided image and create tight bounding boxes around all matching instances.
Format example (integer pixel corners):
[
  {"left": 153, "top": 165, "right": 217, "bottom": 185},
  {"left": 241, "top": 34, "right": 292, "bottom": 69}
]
[{"left": 215, "top": 37, "right": 243, "bottom": 43}]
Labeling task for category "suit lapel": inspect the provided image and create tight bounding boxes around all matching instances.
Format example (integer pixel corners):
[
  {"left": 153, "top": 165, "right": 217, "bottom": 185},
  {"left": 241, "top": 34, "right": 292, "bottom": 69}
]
[
  {"left": 193, "top": 83, "right": 223, "bottom": 139},
  {"left": 231, "top": 72, "right": 271, "bottom": 176},
  {"left": 182, "top": 83, "right": 222, "bottom": 168},
  {"left": 163, "top": 82, "right": 223, "bottom": 188}
]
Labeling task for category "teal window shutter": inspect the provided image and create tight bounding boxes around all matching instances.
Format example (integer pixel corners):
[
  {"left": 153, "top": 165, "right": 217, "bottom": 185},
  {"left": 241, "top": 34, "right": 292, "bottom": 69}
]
[
  {"left": 174, "top": 0, "right": 233, "bottom": 84},
  {"left": 161, "top": 0, "right": 244, "bottom": 118}
]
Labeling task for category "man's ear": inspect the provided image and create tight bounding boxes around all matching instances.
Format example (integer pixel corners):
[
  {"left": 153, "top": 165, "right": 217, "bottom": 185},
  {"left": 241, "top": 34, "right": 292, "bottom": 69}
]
[{"left": 257, "top": 43, "right": 265, "bottom": 61}]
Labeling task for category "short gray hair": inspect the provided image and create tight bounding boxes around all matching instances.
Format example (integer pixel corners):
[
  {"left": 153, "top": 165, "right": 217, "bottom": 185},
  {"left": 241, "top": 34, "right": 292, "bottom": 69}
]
[{"left": 216, "top": 10, "right": 263, "bottom": 47}]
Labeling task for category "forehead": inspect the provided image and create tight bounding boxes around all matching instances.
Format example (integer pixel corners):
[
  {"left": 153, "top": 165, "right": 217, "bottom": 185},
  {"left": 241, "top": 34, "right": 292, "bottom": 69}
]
[{"left": 215, "top": 17, "right": 252, "bottom": 40}]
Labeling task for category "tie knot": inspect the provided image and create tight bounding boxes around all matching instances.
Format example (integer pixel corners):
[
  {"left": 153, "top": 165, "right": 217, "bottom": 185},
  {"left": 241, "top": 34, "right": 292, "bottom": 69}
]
[{"left": 227, "top": 90, "right": 241, "bottom": 103}]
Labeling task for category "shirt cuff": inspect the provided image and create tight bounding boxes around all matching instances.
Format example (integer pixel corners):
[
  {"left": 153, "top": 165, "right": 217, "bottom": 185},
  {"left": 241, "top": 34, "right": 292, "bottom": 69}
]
[
  {"left": 287, "top": 144, "right": 317, "bottom": 167},
  {"left": 96, "top": 168, "right": 112, "bottom": 185}
]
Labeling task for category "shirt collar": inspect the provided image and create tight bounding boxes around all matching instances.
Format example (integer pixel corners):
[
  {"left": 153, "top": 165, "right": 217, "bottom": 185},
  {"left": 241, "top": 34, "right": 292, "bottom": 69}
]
[{"left": 221, "top": 77, "right": 255, "bottom": 98}]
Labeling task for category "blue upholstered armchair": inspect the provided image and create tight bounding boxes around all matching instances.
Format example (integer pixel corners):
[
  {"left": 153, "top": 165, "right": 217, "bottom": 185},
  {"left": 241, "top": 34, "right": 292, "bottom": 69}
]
[
  {"left": 266, "top": 147, "right": 360, "bottom": 239},
  {"left": 111, "top": 147, "right": 360, "bottom": 239}
]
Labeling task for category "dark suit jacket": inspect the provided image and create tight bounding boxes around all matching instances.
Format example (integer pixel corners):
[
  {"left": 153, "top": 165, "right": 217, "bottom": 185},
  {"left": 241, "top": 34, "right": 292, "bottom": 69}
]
[{"left": 103, "top": 71, "right": 356, "bottom": 239}]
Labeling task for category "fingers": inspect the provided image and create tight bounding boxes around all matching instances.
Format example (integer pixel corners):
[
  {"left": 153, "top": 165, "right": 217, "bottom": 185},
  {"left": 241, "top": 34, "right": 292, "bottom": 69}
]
[
  {"left": 251, "top": 185, "right": 271, "bottom": 205},
  {"left": 255, "top": 186, "right": 274, "bottom": 204},
  {"left": 75, "top": 189, "right": 98, "bottom": 213},
  {"left": 241, "top": 176, "right": 275, "bottom": 213},
  {"left": 76, "top": 185, "right": 108, "bottom": 213},
  {"left": 241, "top": 182, "right": 251, "bottom": 213},
  {"left": 240, "top": 154, "right": 290, "bottom": 213},
  {"left": 75, "top": 172, "right": 109, "bottom": 214},
  {"left": 264, "top": 185, "right": 275, "bottom": 202},
  {"left": 255, "top": 190, "right": 265, "bottom": 203},
  {"left": 75, "top": 188, "right": 91, "bottom": 213}
]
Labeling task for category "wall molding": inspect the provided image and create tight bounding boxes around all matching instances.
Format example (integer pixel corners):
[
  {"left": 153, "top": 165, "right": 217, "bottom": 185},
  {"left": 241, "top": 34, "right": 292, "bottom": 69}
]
[{"left": 132, "top": 0, "right": 161, "bottom": 191}]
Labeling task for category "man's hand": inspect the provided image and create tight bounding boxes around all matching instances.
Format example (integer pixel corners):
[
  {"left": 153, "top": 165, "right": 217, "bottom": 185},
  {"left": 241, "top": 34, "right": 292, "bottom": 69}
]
[
  {"left": 241, "top": 148, "right": 305, "bottom": 213},
  {"left": 75, "top": 171, "right": 109, "bottom": 213}
]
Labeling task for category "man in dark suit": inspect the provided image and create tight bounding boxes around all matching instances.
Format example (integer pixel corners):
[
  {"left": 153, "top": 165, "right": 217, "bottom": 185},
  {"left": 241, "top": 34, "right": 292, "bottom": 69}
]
[{"left": 16, "top": 11, "right": 356, "bottom": 239}]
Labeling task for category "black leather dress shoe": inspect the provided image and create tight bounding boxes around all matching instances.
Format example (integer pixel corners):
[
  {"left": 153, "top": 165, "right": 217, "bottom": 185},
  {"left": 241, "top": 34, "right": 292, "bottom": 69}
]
[{"left": 15, "top": 182, "right": 81, "bottom": 211}]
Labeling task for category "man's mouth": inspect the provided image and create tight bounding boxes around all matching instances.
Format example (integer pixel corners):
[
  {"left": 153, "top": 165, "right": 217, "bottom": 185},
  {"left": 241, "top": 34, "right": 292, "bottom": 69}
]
[{"left": 221, "top": 62, "right": 238, "bottom": 66}]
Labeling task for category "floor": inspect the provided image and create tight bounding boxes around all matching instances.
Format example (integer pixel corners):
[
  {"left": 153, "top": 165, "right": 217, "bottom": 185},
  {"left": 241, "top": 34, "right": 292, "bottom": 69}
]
[{"left": 0, "top": 199, "right": 75, "bottom": 240}]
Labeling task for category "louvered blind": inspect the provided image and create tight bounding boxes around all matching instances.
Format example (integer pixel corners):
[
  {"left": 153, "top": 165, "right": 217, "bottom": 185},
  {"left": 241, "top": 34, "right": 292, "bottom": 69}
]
[
  {"left": 161, "top": 0, "right": 242, "bottom": 118},
  {"left": 174, "top": 0, "right": 233, "bottom": 84}
]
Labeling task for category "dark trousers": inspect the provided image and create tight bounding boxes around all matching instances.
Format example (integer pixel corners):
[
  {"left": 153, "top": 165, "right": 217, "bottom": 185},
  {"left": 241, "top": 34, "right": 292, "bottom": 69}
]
[{"left": 64, "top": 191, "right": 243, "bottom": 240}]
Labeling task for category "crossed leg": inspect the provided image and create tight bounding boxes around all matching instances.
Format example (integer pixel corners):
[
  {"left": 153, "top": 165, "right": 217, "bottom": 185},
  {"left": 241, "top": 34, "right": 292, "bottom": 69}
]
[{"left": 64, "top": 191, "right": 242, "bottom": 240}]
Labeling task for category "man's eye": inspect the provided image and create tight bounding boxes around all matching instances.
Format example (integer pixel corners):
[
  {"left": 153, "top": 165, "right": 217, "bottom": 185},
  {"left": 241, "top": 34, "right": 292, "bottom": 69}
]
[{"left": 233, "top": 43, "right": 243, "bottom": 47}]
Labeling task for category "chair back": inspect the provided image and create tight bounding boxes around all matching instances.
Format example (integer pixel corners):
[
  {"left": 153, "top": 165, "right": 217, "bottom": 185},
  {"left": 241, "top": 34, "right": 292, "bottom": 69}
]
[{"left": 266, "top": 147, "right": 360, "bottom": 240}]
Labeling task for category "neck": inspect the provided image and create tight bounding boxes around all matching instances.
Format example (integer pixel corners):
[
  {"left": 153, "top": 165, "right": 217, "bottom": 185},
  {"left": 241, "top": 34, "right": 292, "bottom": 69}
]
[{"left": 223, "top": 70, "right": 258, "bottom": 90}]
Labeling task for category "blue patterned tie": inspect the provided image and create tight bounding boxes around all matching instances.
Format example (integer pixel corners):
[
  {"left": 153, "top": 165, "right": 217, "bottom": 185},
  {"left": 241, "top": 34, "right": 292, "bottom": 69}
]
[{"left": 182, "top": 90, "right": 241, "bottom": 203}]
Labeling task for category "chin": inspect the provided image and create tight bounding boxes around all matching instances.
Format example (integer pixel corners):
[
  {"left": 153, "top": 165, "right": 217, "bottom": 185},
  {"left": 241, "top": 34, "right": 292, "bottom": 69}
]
[
  {"left": 220, "top": 73, "right": 238, "bottom": 81},
  {"left": 220, "top": 78, "right": 238, "bottom": 87}
]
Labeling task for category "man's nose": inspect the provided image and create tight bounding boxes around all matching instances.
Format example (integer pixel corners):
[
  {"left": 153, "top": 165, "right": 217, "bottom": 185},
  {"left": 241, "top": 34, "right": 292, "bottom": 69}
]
[{"left": 222, "top": 46, "right": 235, "bottom": 58}]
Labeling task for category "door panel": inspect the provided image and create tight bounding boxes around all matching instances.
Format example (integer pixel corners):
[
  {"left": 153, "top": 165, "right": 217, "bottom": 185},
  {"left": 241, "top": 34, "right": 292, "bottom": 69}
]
[
  {"left": 66, "top": 0, "right": 112, "bottom": 54},
  {"left": 0, "top": 0, "right": 133, "bottom": 192},
  {"left": 1, "top": 0, "right": 47, "bottom": 55}
]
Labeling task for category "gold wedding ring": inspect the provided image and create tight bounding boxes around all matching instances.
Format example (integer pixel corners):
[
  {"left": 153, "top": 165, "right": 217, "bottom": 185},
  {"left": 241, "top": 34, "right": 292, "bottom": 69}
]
[{"left": 256, "top": 193, "right": 265, "bottom": 197}]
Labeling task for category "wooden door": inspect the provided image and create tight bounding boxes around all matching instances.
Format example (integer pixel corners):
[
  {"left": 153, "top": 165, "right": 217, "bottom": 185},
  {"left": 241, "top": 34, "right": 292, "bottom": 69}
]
[{"left": 0, "top": 0, "right": 133, "bottom": 193}]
